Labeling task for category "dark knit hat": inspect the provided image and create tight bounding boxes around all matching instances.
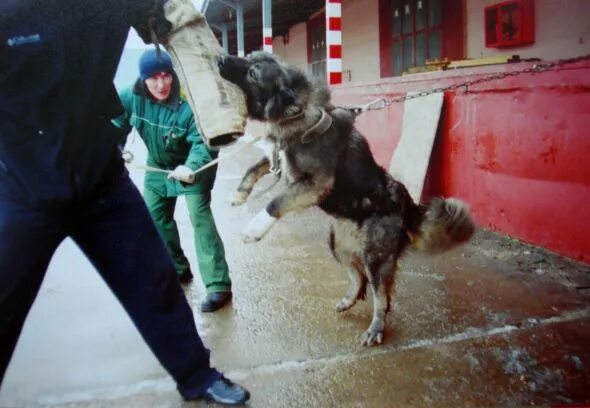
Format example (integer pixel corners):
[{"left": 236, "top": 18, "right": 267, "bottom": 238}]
[{"left": 139, "top": 48, "right": 174, "bottom": 81}]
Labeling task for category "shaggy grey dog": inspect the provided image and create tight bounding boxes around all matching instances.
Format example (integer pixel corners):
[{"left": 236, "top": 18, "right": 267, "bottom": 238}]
[{"left": 219, "top": 51, "right": 475, "bottom": 346}]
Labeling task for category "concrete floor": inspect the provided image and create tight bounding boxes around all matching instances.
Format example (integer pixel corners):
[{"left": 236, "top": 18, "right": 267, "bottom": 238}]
[{"left": 1, "top": 137, "right": 589, "bottom": 407}]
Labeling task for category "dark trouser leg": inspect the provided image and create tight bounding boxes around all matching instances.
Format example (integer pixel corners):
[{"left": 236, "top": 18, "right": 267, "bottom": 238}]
[
  {"left": 143, "top": 187, "right": 191, "bottom": 276},
  {"left": 70, "top": 176, "right": 220, "bottom": 397},
  {"left": 185, "top": 192, "right": 231, "bottom": 293},
  {"left": 0, "top": 195, "right": 65, "bottom": 385}
]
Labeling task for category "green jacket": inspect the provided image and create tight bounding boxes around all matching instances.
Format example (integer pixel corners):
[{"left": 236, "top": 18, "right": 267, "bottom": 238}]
[{"left": 113, "top": 77, "right": 217, "bottom": 197}]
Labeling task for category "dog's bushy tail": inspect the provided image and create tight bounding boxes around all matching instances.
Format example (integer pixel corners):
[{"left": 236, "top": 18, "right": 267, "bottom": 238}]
[{"left": 411, "top": 198, "right": 475, "bottom": 254}]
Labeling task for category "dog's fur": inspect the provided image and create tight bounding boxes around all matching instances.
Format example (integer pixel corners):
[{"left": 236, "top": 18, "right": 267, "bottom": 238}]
[{"left": 219, "top": 52, "right": 475, "bottom": 346}]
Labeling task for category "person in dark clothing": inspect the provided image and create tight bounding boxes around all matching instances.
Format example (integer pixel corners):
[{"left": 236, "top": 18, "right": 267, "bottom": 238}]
[{"left": 0, "top": 0, "right": 249, "bottom": 405}]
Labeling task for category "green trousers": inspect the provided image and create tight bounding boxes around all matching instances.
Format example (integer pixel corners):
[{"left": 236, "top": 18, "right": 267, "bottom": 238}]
[{"left": 144, "top": 188, "right": 231, "bottom": 293}]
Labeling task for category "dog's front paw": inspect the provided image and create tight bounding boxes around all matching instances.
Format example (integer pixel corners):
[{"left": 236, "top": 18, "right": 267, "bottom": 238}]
[
  {"left": 360, "top": 330, "right": 384, "bottom": 347},
  {"left": 335, "top": 297, "right": 354, "bottom": 313},
  {"left": 242, "top": 233, "right": 261, "bottom": 243},
  {"left": 230, "top": 190, "right": 248, "bottom": 206},
  {"left": 241, "top": 210, "right": 277, "bottom": 243}
]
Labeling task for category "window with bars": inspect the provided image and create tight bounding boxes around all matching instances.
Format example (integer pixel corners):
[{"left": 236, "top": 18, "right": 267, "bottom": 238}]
[
  {"left": 391, "top": 0, "right": 443, "bottom": 76},
  {"left": 308, "top": 13, "right": 327, "bottom": 83}
]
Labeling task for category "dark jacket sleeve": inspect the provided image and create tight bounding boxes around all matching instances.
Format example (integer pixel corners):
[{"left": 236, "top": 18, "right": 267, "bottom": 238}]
[{"left": 111, "top": 87, "right": 134, "bottom": 148}]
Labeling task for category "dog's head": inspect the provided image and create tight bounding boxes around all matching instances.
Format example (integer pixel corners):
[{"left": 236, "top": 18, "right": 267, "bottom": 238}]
[{"left": 219, "top": 51, "right": 321, "bottom": 122}]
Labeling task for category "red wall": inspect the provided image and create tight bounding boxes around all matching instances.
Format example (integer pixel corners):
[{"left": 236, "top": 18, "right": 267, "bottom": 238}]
[{"left": 331, "top": 59, "right": 590, "bottom": 264}]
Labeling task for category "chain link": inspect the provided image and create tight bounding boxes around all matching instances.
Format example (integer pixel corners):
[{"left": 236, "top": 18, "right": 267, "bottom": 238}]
[{"left": 352, "top": 54, "right": 590, "bottom": 113}]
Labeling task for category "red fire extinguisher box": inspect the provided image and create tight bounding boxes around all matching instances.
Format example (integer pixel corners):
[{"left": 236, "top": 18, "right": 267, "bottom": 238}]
[{"left": 485, "top": 0, "right": 535, "bottom": 48}]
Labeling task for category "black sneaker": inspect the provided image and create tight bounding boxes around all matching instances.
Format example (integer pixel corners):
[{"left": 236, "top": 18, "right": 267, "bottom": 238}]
[
  {"left": 205, "top": 376, "right": 250, "bottom": 405},
  {"left": 178, "top": 270, "right": 194, "bottom": 284},
  {"left": 201, "top": 291, "right": 232, "bottom": 312}
]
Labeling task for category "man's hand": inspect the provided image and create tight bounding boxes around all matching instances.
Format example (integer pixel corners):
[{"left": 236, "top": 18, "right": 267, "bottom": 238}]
[
  {"left": 121, "top": 150, "right": 134, "bottom": 164},
  {"left": 168, "top": 165, "right": 196, "bottom": 183}
]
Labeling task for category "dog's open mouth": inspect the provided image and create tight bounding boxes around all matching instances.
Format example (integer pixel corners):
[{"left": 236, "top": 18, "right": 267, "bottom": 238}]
[{"left": 283, "top": 104, "right": 302, "bottom": 118}]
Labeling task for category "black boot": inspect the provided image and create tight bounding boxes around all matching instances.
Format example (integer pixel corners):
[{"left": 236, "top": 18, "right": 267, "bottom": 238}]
[{"left": 201, "top": 291, "right": 232, "bottom": 312}]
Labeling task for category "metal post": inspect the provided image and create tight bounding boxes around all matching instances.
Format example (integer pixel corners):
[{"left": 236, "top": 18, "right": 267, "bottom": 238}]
[
  {"left": 221, "top": 23, "right": 229, "bottom": 54},
  {"left": 262, "top": 0, "right": 273, "bottom": 53},
  {"left": 236, "top": 0, "right": 245, "bottom": 57},
  {"left": 201, "top": 0, "right": 211, "bottom": 13}
]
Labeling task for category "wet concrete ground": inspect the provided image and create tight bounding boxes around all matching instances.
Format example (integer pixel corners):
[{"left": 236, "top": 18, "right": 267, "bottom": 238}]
[{"left": 1, "top": 135, "right": 589, "bottom": 407}]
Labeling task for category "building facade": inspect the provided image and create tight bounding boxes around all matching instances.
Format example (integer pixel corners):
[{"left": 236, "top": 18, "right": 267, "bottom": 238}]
[{"left": 206, "top": 0, "right": 590, "bottom": 263}]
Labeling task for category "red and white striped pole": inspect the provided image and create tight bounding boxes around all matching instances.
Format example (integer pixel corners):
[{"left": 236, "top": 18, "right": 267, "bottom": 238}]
[
  {"left": 262, "top": 0, "right": 273, "bottom": 53},
  {"left": 263, "top": 28, "right": 273, "bottom": 53},
  {"left": 326, "top": 0, "right": 342, "bottom": 85}
]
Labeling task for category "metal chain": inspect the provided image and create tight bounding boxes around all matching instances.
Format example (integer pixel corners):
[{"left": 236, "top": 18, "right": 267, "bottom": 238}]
[{"left": 349, "top": 54, "right": 590, "bottom": 114}]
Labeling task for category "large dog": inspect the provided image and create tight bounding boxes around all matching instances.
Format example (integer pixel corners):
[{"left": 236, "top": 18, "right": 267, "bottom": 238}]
[{"left": 219, "top": 52, "right": 475, "bottom": 346}]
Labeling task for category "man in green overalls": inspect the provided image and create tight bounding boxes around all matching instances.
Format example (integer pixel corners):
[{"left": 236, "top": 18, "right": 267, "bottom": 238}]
[{"left": 114, "top": 48, "right": 232, "bottom": 312}]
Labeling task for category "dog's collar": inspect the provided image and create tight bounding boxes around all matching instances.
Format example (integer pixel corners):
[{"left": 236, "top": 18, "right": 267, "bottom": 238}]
[{"left": 300, "top": 109, "right": 332, "bottom": 144}]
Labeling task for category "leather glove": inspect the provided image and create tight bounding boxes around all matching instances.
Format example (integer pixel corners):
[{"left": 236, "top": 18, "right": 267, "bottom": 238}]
[
  {"left": 168, "top": 165, "right": 196, "bottom": 183},
  {"left": 132, "top": 0, "right": 172, "bottom": 44}
]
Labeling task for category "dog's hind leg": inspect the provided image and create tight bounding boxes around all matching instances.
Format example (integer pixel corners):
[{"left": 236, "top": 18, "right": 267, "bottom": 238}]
[
  {"left": 336, "top": 257, "right": 367, "bottom": 313},
  {"left": 329, "top": 222, "right": 367, "bottom": 312},
  {"left": 231, "top": 156, "right": 271, "bottom": 206},
  {"left": 360, "top": 256, "right": 397, "bottom": 347}
]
